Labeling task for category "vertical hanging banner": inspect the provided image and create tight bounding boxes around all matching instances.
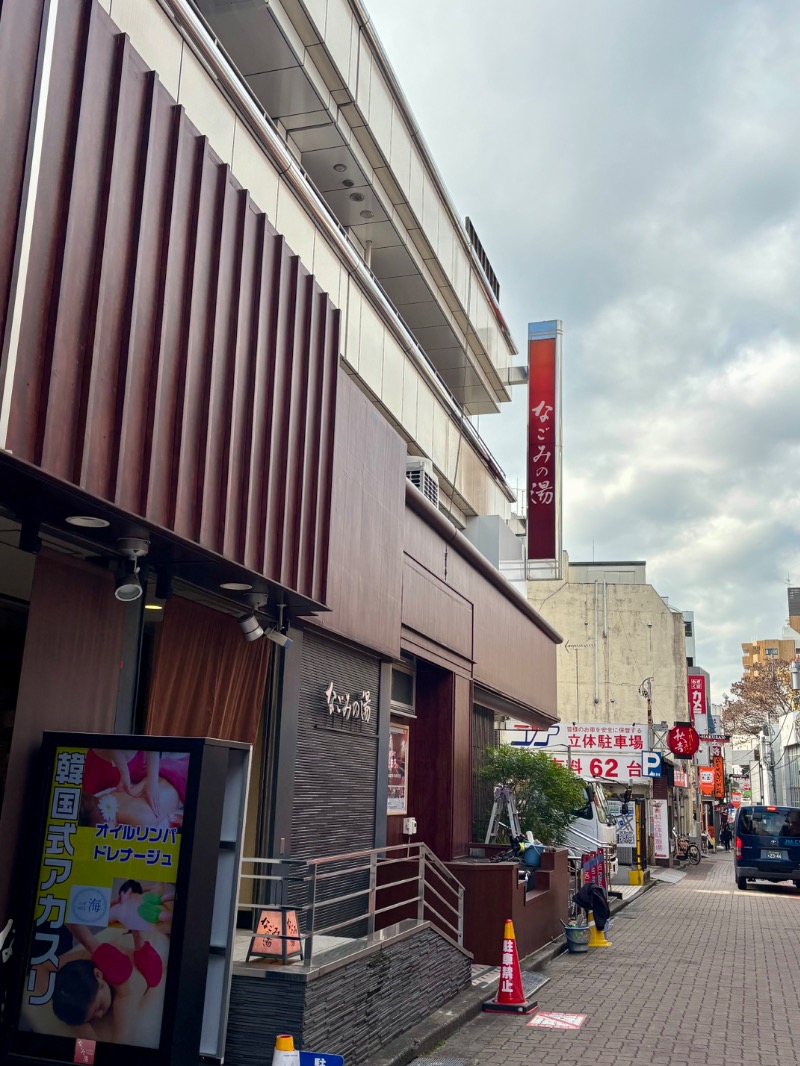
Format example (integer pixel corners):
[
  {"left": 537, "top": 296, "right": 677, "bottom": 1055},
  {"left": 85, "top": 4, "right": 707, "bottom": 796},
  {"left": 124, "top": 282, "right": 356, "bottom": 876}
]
[
  {"left": 527, "top": 320, "right": 562, "bottom": 562},
  {"left": 652, "top": 799, "right": 669, "bottom": 860},
  {"left": 687, "top": 675, "right": 707, "bottom": 730},
  {"left": 713, "top": 755, "right": 725, "bottom": 799}
]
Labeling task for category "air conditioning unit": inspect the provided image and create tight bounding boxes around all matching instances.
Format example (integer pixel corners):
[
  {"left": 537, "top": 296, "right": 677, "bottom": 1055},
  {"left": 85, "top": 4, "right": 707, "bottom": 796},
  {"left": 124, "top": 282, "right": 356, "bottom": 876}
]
[{"left": 406, "top": 458, "right": 439, "bottom": 508}]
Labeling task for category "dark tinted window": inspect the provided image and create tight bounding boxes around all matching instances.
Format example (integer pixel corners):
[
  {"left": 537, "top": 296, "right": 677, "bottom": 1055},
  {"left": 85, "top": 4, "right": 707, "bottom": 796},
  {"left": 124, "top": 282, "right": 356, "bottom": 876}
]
[{"left": 737, "top": 807, "right": 800, "bottom": 837}]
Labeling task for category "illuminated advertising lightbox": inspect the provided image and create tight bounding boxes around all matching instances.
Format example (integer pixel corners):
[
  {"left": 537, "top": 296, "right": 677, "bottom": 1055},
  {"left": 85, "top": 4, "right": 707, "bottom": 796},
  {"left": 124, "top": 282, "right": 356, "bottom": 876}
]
[
  {"left": 19, "top": 745, "right": 187, "bottom": 1049},
  {"left": 687, "top": 675, "right": 707, "bottom": 730},
  {"left": 7, "top": 732, "right": 248, "bottom": 1066},
  {"left": 527, "top": 320, "right": 562, "bottom": 562}
]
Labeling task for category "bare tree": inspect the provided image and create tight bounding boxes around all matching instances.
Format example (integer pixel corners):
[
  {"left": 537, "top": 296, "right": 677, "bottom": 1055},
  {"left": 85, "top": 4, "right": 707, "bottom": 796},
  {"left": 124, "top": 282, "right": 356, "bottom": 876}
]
[{"left": 719, "top": 658, "right": 797, "bottom": 737}]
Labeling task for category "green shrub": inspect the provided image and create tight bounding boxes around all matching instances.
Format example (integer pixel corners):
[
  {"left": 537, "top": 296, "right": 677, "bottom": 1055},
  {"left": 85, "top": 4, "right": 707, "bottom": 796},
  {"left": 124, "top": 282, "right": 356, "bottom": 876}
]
[{"left": 481, "top": 745, "right": 586, "bottom": 846}]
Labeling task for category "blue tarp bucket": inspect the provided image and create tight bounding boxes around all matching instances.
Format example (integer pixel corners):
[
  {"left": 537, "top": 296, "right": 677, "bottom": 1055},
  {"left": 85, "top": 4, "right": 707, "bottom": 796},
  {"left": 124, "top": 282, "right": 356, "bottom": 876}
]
[{"left": 520, "top": 843, "right": 544, "bottom": 868}]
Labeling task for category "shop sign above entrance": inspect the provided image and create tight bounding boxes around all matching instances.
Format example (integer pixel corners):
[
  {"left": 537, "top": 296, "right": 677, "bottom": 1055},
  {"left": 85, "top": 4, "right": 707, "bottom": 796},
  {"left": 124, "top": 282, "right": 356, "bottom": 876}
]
[{"left": 324, "top": 682, "right": 372, "bottom": 723}]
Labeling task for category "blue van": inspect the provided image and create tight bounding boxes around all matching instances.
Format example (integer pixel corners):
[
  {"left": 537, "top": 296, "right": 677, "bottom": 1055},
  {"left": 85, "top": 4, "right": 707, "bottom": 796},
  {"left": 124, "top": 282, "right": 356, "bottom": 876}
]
[{"left": 734, "top": 805, "right": 800, "bottom": 890}]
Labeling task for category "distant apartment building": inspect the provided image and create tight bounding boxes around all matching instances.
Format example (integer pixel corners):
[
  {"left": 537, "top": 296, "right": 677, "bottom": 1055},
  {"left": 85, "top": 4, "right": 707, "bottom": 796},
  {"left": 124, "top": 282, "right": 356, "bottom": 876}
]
[
  {"left": 742, "top": 588, "right": 800, "bottom": 671},
  {"left": 742, "top": 637, "right": 799, "bottom": 672}
]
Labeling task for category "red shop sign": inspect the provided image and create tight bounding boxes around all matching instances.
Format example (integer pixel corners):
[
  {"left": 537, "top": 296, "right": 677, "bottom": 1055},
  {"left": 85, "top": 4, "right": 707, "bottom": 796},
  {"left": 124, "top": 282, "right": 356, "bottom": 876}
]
[
  {"left": 666, "top": 722, "right": 700, "bottom": 759},
  {"left": 527, "top": 324, "right": 559, "bottom": 560}
]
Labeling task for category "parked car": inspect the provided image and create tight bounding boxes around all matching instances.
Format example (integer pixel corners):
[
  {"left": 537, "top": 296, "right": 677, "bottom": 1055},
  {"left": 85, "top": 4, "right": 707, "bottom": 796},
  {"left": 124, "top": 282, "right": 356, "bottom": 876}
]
[{"left": 734, "top": 805, "right": 800, "bottom": 890}]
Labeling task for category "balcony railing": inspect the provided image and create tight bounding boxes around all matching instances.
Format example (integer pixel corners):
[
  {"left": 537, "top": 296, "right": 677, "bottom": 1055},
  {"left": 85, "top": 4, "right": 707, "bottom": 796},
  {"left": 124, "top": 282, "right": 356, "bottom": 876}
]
[{"left": 238, "top": 843, "right": 465, "bottom": 970}]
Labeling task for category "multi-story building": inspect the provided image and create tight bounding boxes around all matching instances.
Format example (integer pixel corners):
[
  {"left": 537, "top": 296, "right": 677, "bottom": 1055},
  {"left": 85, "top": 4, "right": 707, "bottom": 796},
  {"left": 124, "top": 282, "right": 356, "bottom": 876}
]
[
  {"left": 504, "top": 554, "right": 695, "bottom": 863},
  {"left": 0, "top": 0, "right": 566, "bottom": 1059},
  {"left": 524, "top": 555, "right": 687, "bottom": 727},
  {"left": 742, "top": 637, "right": 799, "bottom": 672},
  {"left": 740, "top": 588, "right": 800, "bottom": 672}
]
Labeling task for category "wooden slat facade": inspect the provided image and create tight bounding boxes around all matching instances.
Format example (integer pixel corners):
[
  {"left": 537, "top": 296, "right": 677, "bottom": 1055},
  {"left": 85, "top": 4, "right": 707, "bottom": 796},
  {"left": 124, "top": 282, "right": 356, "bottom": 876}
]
[{"left": 1, "top": 0, "right": 339, "bottom": 603}]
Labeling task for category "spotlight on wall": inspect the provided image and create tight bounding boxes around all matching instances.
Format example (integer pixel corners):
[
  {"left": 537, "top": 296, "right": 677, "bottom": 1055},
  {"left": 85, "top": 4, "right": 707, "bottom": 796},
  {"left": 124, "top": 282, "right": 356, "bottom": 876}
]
[
  {"left": 238, "top": 593, "right": 269, "bottom": 642},
  {"left": 239, "top": 613, "right": 265, "bottom": 642},
  {"left": 114, "top": 538, "right": 149, "bottom": 602}
]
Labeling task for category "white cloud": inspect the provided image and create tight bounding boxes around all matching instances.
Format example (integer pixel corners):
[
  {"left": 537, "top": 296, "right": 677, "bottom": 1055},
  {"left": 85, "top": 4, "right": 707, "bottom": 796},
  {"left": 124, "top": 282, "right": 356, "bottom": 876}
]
[{"left": 367, "top": 0, "right": 800, "bottom": 699}]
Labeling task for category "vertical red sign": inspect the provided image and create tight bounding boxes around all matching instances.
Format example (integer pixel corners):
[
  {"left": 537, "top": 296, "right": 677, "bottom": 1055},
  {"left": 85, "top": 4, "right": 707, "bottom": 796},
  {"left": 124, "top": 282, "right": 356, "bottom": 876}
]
[
  {"left": 527, "top": 334, "right": 557, "bottom": 559},
  {"left": 713, "top": 755, "right": 725, "bottom": 799},
  {"left": 688, "top": 675, "right": 707, "bottom": 730}
]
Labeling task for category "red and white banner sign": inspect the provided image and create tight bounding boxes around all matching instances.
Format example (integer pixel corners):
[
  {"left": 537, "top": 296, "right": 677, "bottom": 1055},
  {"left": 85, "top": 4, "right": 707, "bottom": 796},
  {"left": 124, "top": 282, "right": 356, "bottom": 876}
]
[
  {"left": 527, "top": 322, "right": 560, "bottom": 560},
  {"left": 699, "top": 766, "right": 714, "bottom": 795},
  {"left": 688, "top": 675, "right": 707, "bottom": 729}
]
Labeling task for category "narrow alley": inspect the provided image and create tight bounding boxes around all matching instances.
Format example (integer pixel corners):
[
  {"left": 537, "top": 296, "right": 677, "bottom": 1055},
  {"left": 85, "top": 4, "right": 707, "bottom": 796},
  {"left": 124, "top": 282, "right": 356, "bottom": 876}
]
[{"left": 426, "top": 854, "right": 800, "bottom": 1066}]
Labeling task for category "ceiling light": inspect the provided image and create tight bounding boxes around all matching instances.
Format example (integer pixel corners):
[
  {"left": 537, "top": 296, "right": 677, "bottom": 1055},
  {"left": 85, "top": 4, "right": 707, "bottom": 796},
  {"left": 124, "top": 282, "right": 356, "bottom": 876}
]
[
  {"left": 115, "top": 569, "right": 142, "bottom": 602},
  {"left": 114, "top": 538, "right": 148, "bottom": 602},
  {"left": 220, "top": 581, "right": 253, "bottom": 591},
  {"left": 117, "top": 537, "right": 149, "bottom": 560},
  {"left": 360, "top": 210, "right": 374, "bottom": 219},
  {"left": 342, "top": 179, "right": 355, "bottom": 188},
  {"left": 144, "top": 603, "right": 163, "bottom": 611},
  {"left": 349, "top": 192, "right": 364, "bottom": 202},
  {"left": 333, "top": 163, "right": 347, "bottom": 173},
  {"left": 239, "top": 613, "right": 264, "bottom": 642},
  {"left": 66, "top": 515, "right": 110, "bottom": 528}
]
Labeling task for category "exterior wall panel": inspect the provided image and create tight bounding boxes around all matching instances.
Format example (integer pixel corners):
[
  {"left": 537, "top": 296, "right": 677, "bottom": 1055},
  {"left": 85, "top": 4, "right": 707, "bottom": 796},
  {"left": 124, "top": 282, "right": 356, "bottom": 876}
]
[{"left": 3, "top": 0, "right": 339, "bottom": 604}]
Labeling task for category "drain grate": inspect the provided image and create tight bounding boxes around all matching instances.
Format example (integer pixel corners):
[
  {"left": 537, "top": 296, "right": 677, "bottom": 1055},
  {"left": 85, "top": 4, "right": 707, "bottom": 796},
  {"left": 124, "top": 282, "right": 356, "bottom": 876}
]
[
  {"left": 409, "top": 1059, "right": 468, "bottom": 1066},
  {"left": 523, "top": 971, "right": 549, "bottom": 995}
]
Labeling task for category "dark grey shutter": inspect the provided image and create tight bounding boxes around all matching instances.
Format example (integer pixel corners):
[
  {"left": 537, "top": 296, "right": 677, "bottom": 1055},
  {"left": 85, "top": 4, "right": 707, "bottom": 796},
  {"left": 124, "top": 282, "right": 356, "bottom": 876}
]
[{"left": 290, "top": 631, "right": 381, "bottom": 936}]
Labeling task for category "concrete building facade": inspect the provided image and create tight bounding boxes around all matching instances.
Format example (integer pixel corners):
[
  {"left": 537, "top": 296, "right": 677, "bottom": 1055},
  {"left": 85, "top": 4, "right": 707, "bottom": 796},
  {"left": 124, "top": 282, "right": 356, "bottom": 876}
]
[{"left": 525, "top": 555, "right": 687, "bottom": 727}]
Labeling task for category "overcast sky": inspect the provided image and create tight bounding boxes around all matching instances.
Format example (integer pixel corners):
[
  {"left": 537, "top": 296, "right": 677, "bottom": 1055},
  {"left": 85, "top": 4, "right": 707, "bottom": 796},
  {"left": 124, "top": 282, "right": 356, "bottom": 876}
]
[{"left": 366, "top": 0, "right": 800, "bottom": 702}]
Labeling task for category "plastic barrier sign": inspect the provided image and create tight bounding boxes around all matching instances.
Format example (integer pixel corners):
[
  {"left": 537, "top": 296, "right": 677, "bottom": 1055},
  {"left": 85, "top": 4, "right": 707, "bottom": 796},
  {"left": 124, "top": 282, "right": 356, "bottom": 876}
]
[{"left": 299, "top": 1054, "right": 344, "bottom": 1066}]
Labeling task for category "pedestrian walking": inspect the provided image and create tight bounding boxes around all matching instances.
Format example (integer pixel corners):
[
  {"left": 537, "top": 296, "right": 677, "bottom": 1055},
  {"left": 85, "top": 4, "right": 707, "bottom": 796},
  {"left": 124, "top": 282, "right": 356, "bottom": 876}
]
[{"left": 720, "top": 824, "right": 732, "bottom": 851}]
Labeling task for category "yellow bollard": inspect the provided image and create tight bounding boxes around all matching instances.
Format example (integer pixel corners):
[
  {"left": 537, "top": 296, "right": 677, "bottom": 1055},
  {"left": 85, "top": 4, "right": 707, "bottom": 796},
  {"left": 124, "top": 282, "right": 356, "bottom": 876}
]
[
  {"left": 628, "top": 869, "right": 645, "bottom": 886},
  {"left": 586, "top": 911, "right": 612, "bottom": 948}
]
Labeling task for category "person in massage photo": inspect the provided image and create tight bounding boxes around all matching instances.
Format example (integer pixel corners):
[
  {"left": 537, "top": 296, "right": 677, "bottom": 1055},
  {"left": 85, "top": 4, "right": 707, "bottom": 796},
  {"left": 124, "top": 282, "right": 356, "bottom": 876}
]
[
  {"left": 79, "top": 750, "right": 189, "bottom": 830},
  {"left": 109, "top": 880, "right": 174, "bottom": 932},
  {"left": 24, "top": 922, "right": 170, "bottom": 1046}
]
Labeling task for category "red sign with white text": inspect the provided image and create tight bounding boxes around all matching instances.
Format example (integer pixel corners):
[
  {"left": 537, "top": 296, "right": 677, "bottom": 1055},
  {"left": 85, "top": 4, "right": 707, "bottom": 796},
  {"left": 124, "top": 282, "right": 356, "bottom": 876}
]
[
  {"left": 688, "top": 675, "right": 707, "bottom": 730},
  {"left": 527, "top": 335, "right": 557, "bottom": 559},
  {"left": 667, "top": 723, "right": 700, "bottom": 759}
]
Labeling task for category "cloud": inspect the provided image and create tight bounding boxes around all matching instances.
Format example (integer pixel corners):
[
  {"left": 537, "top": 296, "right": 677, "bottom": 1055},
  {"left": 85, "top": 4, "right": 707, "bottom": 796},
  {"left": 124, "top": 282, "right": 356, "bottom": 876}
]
[{"left": 367, "top": 0, "right": 800, "bottom": 699}]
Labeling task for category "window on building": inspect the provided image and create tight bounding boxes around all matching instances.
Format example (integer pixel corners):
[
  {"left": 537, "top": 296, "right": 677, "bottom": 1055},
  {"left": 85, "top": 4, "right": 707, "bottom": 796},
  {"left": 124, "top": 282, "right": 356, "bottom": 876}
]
[
  {"left": 684, "top": 622, "right": 693, "bottom": 637},
  {"left": 390, "top": 661, "right": 416, "bottom": 717},
  {"left": 766, "top": 648, "right": 778, "bottom": 656}
]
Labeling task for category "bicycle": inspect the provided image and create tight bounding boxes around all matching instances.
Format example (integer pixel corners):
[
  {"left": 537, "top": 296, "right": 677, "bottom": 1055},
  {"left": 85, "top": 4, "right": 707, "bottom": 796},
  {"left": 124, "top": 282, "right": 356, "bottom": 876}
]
[{"left": 671, "top": 827, "right": 701, "bottom": 864}]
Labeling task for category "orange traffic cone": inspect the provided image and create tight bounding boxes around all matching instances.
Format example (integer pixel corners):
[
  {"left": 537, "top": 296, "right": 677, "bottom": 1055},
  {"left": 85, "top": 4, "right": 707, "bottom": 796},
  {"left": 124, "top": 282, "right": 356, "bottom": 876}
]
[
  {"left": 482, "top": 918, "right": 538, "bottom": 1014},
  {"left": 271, "top": 1035, "right": 300, "bottom": 1066}
]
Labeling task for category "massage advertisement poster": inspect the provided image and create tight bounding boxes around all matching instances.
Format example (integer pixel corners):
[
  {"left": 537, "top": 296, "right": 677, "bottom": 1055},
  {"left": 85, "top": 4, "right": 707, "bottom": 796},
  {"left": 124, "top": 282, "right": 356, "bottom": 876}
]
[{"left": 20, "top": 745, "right": 189, "bottom": 1051}]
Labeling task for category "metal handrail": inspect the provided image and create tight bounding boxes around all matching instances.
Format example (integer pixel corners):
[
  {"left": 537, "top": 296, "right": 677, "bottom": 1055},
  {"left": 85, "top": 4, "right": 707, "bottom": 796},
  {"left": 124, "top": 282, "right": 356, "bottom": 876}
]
[{"left": 238, "top": 842, "right": 465, "bottom": 968}]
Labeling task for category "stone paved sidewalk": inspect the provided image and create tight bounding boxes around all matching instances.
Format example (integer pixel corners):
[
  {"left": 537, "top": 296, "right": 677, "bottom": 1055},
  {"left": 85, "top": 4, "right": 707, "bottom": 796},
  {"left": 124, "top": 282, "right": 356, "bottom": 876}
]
[{"left": 424, "top": 851, "right": 800, "bottom": 1066}]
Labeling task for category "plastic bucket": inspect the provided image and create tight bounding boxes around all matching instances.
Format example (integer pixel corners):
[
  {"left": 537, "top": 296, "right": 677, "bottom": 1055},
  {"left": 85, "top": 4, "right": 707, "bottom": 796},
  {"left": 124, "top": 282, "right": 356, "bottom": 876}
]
[
  {"left": 563, "top": 924, "right": 590, "bottom": 953},
  {"left": 521, "top": 843, "right": 544, "bottom": 869}
]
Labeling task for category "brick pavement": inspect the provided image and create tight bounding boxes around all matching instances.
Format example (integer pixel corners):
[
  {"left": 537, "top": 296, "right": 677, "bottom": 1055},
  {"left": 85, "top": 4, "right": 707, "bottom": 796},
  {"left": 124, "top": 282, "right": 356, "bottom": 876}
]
[{"left": 428, "top": 852, "right": 800, "bottom": 1066}]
